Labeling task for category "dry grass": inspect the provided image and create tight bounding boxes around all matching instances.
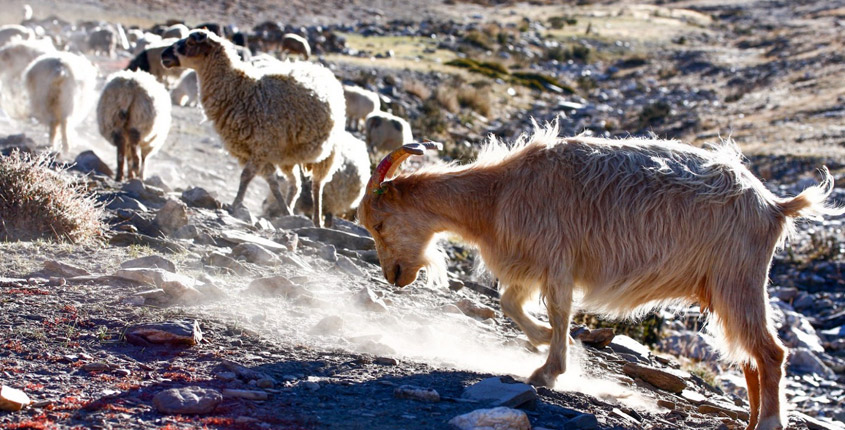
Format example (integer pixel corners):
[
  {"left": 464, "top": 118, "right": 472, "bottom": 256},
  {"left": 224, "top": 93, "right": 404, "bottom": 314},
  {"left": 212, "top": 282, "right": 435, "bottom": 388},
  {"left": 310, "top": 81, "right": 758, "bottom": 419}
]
[
  {"left": 403, "top": 78, "right": 432, "bottom": 100},
  {"left": 436, "top": 87, "right": 460, "bottom": 113},
  {"left": 0, "top": 151, "right": 103, "bottom": 243},
  {"left": 457, "top": 85, "right": 492, "bottom": 117}
]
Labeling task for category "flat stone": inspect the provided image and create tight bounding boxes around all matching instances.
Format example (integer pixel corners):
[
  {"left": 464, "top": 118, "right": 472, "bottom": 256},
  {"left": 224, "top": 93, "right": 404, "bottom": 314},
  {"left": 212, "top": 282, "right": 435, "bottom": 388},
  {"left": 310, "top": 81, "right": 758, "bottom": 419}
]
[
  {"left": 155, "top": 272, "right": 203, "bottom": 301},
  {"left": 0, "top": 386, "right": 30, "bottom": 411},
  {"left": 335, "top": 255, "right": 365, "bottom": 277},
  {"left": 621, "top": 362, "right": 687, "bottom": 394},
  {"left": 247, "top": 276, "right": 306, "bottom": 298},
  {"left": 181, "top": 187, "right": 220, "bottom": 210},
  {"left": 109, "top": 232, "right": 185, "bottom": 254},
  {"left": 609, "top": 335, "right": 650, "bottom": 358},
  {"left": 310, "top": 315, "right": 344, "bottom": 335},
  {"left": 126, "top": 320, "right": 202, "bottom": 346},
  {"left": 42, "top": 260, "right": 89, "bottom": 278},
  {"left": 232, "top": 243, "right": 279, "bottom": 266},
  {"left": 294, "top": 227, "right": 375, "bottom": 250},
  {"left": 461, "top": 377, "right": 538, "bottom": 409},
  {"left": 788, "top": 348, "right": 836, "bottom": 378},
  {"left": 120, "top": 255, "right": 177, "bottom": 273},
  {"left": 72, "top": 150, "right": 113, "bottom": 177},
  {"left": 123, "top": 179, "right": 167, "bottom": 205},
  {"left": 203, "top": 252, "right": 250, "bottom": 275},
  {"left": 154, "top": 199, "right": 189, "bottom": 235},
  {"left": 393, "top": 385, "right": 440, "bottom": 402},
  {"left": 220, "top": 389, "right": 268, "bottom": 400},
  {"left": 456, "top": 299, "right": 496, "bottom": 320},
  {"left": 564, "top": 413, "right": 599, "bottom": 430},
  {"left": 448, "top": 407, "right": 531, "bottom": 430},
  {"left": 270, "top": 215, "right": 313, "bottom": 230},
  {"left": 357, "top": 287, "right": 388, "bottom": 312},
  {"left": 114, "top": 268, "right": 160, "bottom": 285},
  {"left": 576, "top": 328, "right": 615, "bottom": 349},
  {"left": 153, "top": 386, "right": 221, "bottom": 415},
  {"left": 106, "top": 195, "right": 148, "bottom": 212},
  {"left": 218, "top": 230, "right": 291, "bottom": 252}
]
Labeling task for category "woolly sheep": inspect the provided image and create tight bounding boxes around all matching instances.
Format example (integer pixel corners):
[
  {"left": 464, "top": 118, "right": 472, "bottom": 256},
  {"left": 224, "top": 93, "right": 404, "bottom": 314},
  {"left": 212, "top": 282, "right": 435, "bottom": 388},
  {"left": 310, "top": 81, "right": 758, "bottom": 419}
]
[
  {"left": 344, "top": 85, "right": 380, "bottom": 131},
  {"left": 281, "top": 33, "right": 310, "bottom": 60},
  {"left": 160, "top": 30, "right": 345, "bottom": 227},
  {"left": 265, "top": 131, "right": 370, "bottom": 222},
  {"left": 88, "top": 27, "right": 116, "bottom": 57},
  {"left": 0, "top": 25, "right": 33, "bottom": 48},
  {"left": 126, "top": 38, "right": 183, "bottom": 87},
  {"left": 0, "top": 38, "right": 55, "bottom": 118},
  {"left": 170, "top": 70, "right": 198, "bottom": 107},
  {"left": 97, "top": 70, "right": 172, "bottom": 181},
  {"left": 365, "top": 111, "right": 413, "bottom": 157},
  {"left": 162, "top": 23, "right": 189, "bottom": 40},
  {"left": 24, "top": 51, "right": 97, "bottom": 153},
  {"left": 358, "top": 124, "right": 845, "bottom": 430}
]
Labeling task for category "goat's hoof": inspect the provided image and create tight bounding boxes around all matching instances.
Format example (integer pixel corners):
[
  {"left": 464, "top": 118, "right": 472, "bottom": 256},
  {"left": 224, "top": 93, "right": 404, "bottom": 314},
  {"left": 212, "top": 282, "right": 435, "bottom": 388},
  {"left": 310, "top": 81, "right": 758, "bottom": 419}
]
[
  {"left": 755, "top": 417, "right": 783, "bottom": 430},
  {"left": 527, "top": 369, "right": 556, "bottom": 388}
]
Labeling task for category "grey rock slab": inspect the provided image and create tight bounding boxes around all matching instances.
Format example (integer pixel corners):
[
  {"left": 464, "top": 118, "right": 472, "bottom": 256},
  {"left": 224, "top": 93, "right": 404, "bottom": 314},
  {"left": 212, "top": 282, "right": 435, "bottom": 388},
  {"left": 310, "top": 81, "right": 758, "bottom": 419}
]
[
  {"left": 220, "top": 389, "right": 268, "bottom": 400},
  {"left": 181, "top": 187, "right": 221, "bottom": 210},
  {"left": 456, "top": 299, "right": 496, "bottom": 320},
  {"left": 120, "top": 255, "right": 177, "bottom": 273},
  {"left": 153, "top": 386, "right": 221, "bottom": 415},
  {"left": 42, "top": 260, "right": 90, "bottom": 278},
  {"left": 247, "top": 276, "right": 307, "bottom": 298},
  {"left": 123, "top": 179, "right": 167, "bottom": 205},
  {"left": 789, "top": 348, "right": 836, "bottom": 378},
  {"left": 126, "top": 320, "right": 202, "bottom": 346},
  {"left": 461, "top": 377, "right": 537, "bottom": 409},
  {"left": 609, "top": 335, "right": 650, "bottom": 358},
  {"left": 109, "top": 232, "right": 185, "bottom": 254},
  {"left": 564, "top": 413, "right": 599, "bottom": 430},
  {"left": 202, "top": 252, "right": 250, "bottom": 276},
  {"left": 310, "top": 315, "right": 344, "bottom": 335},
  {"left": 72, "top": 150, "right": 113, "bottom": 177},
  {"left": 621, "top": 362, "right": 687, "bottom": 394},
  {"left": 336, "top": 255, "right": 365, "bottom": 277},
  {"left": 270, "top": 215, "right": 313, "bottom": 230},
  {"left": 113, "top": 268, "right": 160, "bottom": 285},
  {"left": 154, "top": 199, "right": 189, "bottom": 235},
  {"left": 218, "top": 229, "right": 288, "bottom": 252},
  {"left": 231, "top": 243, "right": 279, "bottom": 266},
  {"left": 294, "top": 227, "right": 375, "bottom": 250},
  {"left": 357, "top": 286, "right": 388, "bottom": 312},
  {"left": 393, "top": 385, "right": 440, "bottom": 402},
  {"left": 448, "top": 407, "right": 531, "bottom": 430},
  {"left": 106, "top": 195, "right": 148, "bottom": 212}
]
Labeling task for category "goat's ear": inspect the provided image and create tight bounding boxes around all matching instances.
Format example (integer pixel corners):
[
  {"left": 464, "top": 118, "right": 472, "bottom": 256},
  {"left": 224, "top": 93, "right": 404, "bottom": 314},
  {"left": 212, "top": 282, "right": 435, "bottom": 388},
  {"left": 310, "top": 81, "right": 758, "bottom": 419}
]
[{"left": 374, "top": 181, "right": 400, "bottom": 205}]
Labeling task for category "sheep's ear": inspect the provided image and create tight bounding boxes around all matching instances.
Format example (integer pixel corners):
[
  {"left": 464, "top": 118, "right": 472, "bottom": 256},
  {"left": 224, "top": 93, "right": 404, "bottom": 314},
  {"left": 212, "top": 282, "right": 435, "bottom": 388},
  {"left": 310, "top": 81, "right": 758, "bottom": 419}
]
[{"left": 189, "top": 31, "right": 208, "bottom": 44}]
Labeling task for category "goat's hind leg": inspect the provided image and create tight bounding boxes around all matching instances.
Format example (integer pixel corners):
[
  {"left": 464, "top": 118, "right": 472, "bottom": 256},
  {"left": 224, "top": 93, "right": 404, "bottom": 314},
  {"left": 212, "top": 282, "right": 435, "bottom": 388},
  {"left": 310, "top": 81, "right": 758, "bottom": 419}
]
[
  {"left": 501, "top": 283, "right": 552, "bottom": 346},
  {"left": 528, "top": 280, "right": 573, "bottom": 388}
]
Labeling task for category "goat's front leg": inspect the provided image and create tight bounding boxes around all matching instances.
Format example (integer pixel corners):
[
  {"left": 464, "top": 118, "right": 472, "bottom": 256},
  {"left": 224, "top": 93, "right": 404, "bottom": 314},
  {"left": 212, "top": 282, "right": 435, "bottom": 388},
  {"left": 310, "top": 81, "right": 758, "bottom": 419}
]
[
  {"left": 528, "top": 283, "right": 573, "bottom": 388},
  {"left": 501, "top": 284, "right": 552, "bottom": 346}
]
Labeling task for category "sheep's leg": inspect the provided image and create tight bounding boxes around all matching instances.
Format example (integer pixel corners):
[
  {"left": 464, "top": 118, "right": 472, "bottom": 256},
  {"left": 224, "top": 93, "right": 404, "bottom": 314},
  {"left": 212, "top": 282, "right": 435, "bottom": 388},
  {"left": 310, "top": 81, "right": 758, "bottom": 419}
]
[
  {"left": 500, "top": 284, "right": 552, "bottom": 346},
  {"left": 113, "top": 132, "right": 126, "bottom": 182},
  {"left": 60, "top": 118, "right": 69, "bottom": 154},
  {"left": 264, "top": 167, "right": 293, "bottom": 216},
  {"left": 139, "top": 146, "right": 152, "bottom": 180},
  {"left": 742, "top": 362, "right": 761, "bottom": 430},
  {"left": 127, "top": 129, "right": 142, "bottom": 179},
  {"left": 528, "top": 282, "right": 573, "bottom": 388},
  {"left": 279, "top": 165, "right": 301, "bottom": 213},
  {"left": 48, "top": 120, "right": 59, "bottom": 151},
  {"left": 311, "top": 178, "right": 325, "bottom": 227},
  {"left": 232, "top": 160, "right": 258, "bottom": 209}
]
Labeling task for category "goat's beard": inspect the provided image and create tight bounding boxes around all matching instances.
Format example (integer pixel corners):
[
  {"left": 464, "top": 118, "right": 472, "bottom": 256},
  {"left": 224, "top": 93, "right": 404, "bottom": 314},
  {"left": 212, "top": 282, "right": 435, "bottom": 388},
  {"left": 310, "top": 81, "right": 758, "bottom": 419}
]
[{"left": 421, "top": 239, "right": 448, "bottom": 288}]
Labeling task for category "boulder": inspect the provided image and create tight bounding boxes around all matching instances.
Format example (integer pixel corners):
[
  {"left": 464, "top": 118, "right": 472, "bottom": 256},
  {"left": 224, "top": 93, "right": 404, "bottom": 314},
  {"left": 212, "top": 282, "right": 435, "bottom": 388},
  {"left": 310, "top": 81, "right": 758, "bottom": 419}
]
[
  {"left": 181, "top": 187, "right": 220, "bottom": 209},
  {"left": 154, "top": 199, "right": 189, "bottom": 235},
  {"left": 153, "top": 386, "right": 221, "bottom": 414},
  {"left": 72, "top": 150, "right": 112, "bottom": 177},
  {"left": 126, "top": 320, "right": 202, "bottom": 346},
  {"left": 461, "top": 377, "right": 537, "bottom": 409},
  {"left": 448, "top": 407, "right": 531, "bottom": 430}
]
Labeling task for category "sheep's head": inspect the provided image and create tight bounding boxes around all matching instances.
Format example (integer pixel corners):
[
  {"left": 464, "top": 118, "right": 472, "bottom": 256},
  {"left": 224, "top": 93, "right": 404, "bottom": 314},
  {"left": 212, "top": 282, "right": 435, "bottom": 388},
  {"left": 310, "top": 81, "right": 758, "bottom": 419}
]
[
  {"left": 358, "top": 142, "right": 444, "bottom": 287},
  {"left": 161, "top": 30, "right": 218, "bottom": 69}
]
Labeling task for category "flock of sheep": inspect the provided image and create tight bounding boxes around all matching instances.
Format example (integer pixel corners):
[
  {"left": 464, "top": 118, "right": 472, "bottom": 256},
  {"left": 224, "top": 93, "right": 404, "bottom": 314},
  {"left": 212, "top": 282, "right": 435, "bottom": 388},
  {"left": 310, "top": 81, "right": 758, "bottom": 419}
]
[{"left": 0, "top": 12, "right": 415, "bottom": 227}]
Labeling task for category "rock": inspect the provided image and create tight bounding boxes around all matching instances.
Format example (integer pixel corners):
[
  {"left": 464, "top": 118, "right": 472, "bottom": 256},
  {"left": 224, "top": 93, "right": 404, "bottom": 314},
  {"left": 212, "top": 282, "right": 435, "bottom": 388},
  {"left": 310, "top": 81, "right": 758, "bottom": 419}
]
[
  {"left": 247, "top": 276, "right": 307, "bottom": 298},
  {"left": 174, "top": 224, "right": 200, "bottom": 240},
  {"left": 0, "top": 385, "right": 31, "bottom": 411},
  {"left": 792, "top": 411, "right": 845, "bottom": 430},
  {"left": 310, "top": 315, "right": 344, "bottom": 335},
  {"left": 256, "top": 378, "right": 274, "bottom": 388},
  {"left": 232, "top": 243, "right": 278, "bottom": 266},
  {"left": 72, "top": 150, "right": 113, "bottom": 177},
  {"left": 82, "top": 362, "right": 114, "bottom": 372},
  {"left": 126, "top": 320, "right": 202, "bottom": 346},
  {"left": 106, "top": 195, "right": 148, "bottom": 211},
  {"left": 144, "top": 175, "right": 171, "bottom": 192},
  {"left": 788, "top": 348, "right": 836, "bottom": 378},
  {"left": 221, "top": 389, "right": 269, "bottom": 400},
  {"left": 120, "top": 255, "right": 176, "bottom": 273},
  {"left": 448, "top": 407, "right": 531, "bottom": 430},
  {"left": 394, "top": 385, "right": 440, "bottom": 402},
  {"left": 621, "top": 363, "right": 687, "bottom": 394},
  {"left": 229, "top": 203, "right": 255, "bottom": 223},
  {"left": 153, "top": 386, "right": 221, "bottom": 415},
  {"left": 357, "top": 287, "right": 388, "bottom": 312},
  {"left": 155, "top": 271, "right": 203, "bottom": 301},
  {"left": 42, "top": 260, "right": 89, "bottom": 278},
  {"left": 301, "top": 381, "right": 320, "bottom": 391},
  {"left": 575, "top": 328, "right": 615, "bottom": 349},
  {"left": 123, "top": 179, "right": 167, "bottom": 205},
  {"left": 456, "top": 299, "right": 496, "bottom": 320},
  {"left": 697, "top": 401, "right": 749, "bottom": 420},
  {"left": 564, "top": 413, "right": 599, "bottom": 430},
  {"left": 609, "top": 335, "right": 650, "bottom": 358},
  {"left": 461, "top": 377, "right": 538, "bottom": 409},
  {"left": 270, "top": 215, "right": 313, "bottom": 230},
  {"left": 202, "top": 252, "right": 250, "bottom": 275},
  {"left": 218, "top": 230, "right": 288, "bottom": 252},
  {"left": 181, "top": 187, "right": 220, "bottom": 210},
  {"left": 294, "top": 227, "right": 375, "bottom": 250},
  {"left": 109, "top": 232, "right": 185, "bottom": 253},
  {"left": 114, "top": 268, "right": 160, "bottom": 285},
  {"left": 335, "top": 255, "right": 365, "bottom": 277},
  {"left": 154, "top": 199, "right": 189, "bottom": 235},
  {"left": 658, "top": 331, "right": 719, "bottom": 361},
  {"left": 319, "top": 244, "right": 338, "bottom": 262}
]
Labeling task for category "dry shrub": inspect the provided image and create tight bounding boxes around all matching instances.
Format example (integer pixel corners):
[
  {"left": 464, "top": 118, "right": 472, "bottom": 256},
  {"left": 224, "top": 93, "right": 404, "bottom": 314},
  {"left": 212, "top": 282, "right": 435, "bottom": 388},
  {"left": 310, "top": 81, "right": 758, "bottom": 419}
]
[
  {"left": 403, "top": 78, "right": 432, "bottom": 100},
  {"left": 0, "top": 150, "right": 103, "bottom": 243},
  {"left": 436, "top": 87, "right": 460, "bottom": 113},
  {"left": 457, "top": 85, "right": 491, "bottom": 117}
]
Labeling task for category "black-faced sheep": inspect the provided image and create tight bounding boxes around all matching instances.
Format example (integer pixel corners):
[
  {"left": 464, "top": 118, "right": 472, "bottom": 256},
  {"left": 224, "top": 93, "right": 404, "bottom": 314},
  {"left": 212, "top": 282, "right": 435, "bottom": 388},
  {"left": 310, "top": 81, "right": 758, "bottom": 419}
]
[
  {"left": 365, "top": 111, "right": 413, "bottom": 157},
  {"left": 160, "top": 30, "right": 345, "bottom": 227},
  {"left": 358, "top": 124, "right": 845, "bottom": 430},
  {"left": 281, "top": 33, "right": 310, "bottom": 60},
  {"left": 97, "top": 70, "right": 172, "bottom": 181},
  {"left": 126, "top": 38, "right": 183, "bottom": 87},
  {"left": 344, "top": 85, "right": 380, "bottom": 131},
  {"left": 24, "top": 51, "right": 97, "bottom": 154}
]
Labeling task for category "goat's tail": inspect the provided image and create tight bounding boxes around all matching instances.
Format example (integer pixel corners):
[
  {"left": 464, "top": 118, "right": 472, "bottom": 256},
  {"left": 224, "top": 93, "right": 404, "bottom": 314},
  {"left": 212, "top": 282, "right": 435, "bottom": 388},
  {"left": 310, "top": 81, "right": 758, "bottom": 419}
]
[{"left": 778, "top": 166, "right": 845, "bottom": 220}]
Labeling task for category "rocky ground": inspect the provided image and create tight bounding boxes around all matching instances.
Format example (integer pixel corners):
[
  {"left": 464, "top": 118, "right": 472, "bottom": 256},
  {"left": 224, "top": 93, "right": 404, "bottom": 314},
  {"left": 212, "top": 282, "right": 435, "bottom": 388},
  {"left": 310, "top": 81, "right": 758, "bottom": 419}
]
[{"left": 2, "top": 0, "right": 845, "bottom": 429}]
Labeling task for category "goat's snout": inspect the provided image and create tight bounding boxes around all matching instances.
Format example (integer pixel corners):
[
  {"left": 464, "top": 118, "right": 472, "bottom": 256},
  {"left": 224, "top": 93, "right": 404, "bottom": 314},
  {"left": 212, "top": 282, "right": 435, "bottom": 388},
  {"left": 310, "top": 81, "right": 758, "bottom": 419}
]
[{"left": 384, "top": 263, "right": 403, "bottom": 286}]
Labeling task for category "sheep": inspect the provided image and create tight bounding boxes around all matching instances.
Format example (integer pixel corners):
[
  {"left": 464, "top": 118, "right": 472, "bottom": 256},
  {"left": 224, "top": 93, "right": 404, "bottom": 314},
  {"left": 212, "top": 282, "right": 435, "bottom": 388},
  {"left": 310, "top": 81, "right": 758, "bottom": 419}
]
[
  {"left": 194, "top": 22, "right": 222, "bottom": 37},
  {"left": 126, "top": 38, "right": 183, "bottom": 87},
  {"left": 97, "top": 70, "right": 172, "bottom": 181},
  {"left": 0, "top": 38, "right": 55, "bottom": 118},
  {"left": 88, "top": 27, "right": 116, "bottom": 57},
  {"left": 357, "top": 124, "right": 845, "bottom": 430},
  {"left": 170, "top": 70, "right": 198, "bottom": 107},
  {"left": 24, "top": 51, "right": 97, "bottom": 154},
  {"left": 344, "top": 85, "right": 380, "bottom": 131},
  {"left": 365, "top": 111, "right": 413, "bottom": 157},
  {"left": 160, "top": 30, "right": 345, "bottom": 227},
  {"left": 0, "top": 25, "right": 33, "bottom": 48},
  {"left": 265, "top": 131, "right": 370, "bottom": 222},
  {"left": 281, "top": 33, "right": 310, "bottom": 60},
  {"left": 162, "top": 23, "right": 189, "bottom": 40}
]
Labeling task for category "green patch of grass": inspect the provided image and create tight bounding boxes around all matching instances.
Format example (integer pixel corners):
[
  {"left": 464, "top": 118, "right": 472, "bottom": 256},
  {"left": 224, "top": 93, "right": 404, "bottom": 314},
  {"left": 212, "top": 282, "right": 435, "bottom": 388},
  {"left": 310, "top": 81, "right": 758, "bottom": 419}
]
[{"left": 446, "top": 58, "right": 574, "bottom": 94}]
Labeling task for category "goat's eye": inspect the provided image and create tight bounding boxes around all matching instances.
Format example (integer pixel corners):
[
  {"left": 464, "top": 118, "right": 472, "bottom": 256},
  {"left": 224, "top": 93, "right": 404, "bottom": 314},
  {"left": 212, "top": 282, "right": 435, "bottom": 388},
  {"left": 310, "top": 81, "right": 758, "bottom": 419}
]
[{"left": 373, "top": 223, "right": 383, "bottom": 232}]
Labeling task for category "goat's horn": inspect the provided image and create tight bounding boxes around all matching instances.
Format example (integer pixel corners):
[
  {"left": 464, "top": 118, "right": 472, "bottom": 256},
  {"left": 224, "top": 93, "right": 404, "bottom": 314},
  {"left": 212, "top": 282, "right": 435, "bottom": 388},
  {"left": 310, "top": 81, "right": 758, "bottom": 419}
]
[{"left": 368, "top": 140, "right": 443, "bottom": 194}]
